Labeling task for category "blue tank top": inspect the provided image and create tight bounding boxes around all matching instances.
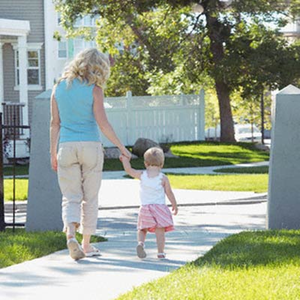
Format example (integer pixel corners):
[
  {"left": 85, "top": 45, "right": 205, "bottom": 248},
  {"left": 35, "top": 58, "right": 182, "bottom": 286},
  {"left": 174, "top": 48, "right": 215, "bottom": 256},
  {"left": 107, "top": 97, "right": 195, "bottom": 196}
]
[{"left": 55, "top": 78, "right": 101, "bottom": 143}]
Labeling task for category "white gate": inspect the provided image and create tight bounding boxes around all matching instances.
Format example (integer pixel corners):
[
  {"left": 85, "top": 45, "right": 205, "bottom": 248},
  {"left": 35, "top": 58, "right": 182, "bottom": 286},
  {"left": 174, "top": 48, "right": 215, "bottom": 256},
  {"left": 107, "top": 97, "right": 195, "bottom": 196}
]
[{"left": 102, "top": 90, "right": 205, "bottom": 147}]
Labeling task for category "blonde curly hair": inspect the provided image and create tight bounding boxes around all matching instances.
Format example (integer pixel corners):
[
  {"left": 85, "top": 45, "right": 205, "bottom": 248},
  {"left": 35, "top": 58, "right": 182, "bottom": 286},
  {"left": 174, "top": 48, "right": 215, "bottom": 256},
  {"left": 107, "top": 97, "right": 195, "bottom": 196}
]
[
  {"left": 144, "top": 147, "right": 165, "bottom": 167},
  {"left": 58, "top": 48, "right": 110, "bottom": 87}
]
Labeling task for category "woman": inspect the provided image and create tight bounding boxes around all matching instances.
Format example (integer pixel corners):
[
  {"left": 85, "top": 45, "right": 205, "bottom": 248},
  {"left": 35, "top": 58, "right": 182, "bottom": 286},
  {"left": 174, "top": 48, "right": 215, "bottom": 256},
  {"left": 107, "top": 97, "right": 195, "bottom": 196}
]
[{"left": 50, "top": 48, "right": 131, "bottom": 260}]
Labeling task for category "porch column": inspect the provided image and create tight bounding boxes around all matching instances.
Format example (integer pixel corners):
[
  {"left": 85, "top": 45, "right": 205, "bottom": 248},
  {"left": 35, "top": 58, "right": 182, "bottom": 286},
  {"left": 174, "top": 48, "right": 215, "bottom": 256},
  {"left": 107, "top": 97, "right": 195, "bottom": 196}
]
[
  {"left": 18, "top": 35, "right": 28, "bottom": 127},
  {"left": 0, "top": 42, "right": 3, "bottom": 113}
]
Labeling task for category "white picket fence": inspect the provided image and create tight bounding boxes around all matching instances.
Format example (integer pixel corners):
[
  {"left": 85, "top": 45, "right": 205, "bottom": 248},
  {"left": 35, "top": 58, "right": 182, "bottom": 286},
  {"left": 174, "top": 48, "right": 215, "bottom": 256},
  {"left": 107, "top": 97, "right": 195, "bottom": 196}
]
[{"left": 101, "top": 90, "right": 205, "bottom": 147}]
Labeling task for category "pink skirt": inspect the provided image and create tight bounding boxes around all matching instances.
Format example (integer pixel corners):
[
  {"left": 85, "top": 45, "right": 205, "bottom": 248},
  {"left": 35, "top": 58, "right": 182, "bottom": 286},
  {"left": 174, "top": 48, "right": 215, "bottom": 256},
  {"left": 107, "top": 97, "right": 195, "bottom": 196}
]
[{"left": 137, "top": 204, "right": 174, "bottom": 233}]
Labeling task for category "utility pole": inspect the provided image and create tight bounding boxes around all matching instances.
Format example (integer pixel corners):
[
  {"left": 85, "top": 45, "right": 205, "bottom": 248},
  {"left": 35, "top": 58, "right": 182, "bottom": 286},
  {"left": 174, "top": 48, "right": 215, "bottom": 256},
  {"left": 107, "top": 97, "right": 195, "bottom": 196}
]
[{"left": 261, "top": 90, "right": 265, "bottom": 145}]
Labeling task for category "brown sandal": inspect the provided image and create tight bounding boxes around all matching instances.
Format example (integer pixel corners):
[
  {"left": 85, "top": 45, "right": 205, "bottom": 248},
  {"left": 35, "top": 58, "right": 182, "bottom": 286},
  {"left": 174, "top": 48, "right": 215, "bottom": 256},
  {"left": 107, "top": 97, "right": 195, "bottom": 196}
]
[{"left": 136, "top": 243, "right": 147, "bottom": 259}]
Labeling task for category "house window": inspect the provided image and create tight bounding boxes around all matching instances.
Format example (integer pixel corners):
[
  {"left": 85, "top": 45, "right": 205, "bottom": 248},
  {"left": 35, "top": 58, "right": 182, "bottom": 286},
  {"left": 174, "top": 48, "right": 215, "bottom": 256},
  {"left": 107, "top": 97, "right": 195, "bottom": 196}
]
[
  {"left": 74, "top": 15, "right": 97, "bottom": 27},
  {"left": 74, "top": 38, "right": 96, "bottom": 56},
  {"left": 58, "top": 41, "right": 67, "bottom": 58},
  {"left": 27, "top": 51, "right": 40, "bottom": 84},
  {"left": 15, "top": 48, "right": 41, "bottom": 87}
]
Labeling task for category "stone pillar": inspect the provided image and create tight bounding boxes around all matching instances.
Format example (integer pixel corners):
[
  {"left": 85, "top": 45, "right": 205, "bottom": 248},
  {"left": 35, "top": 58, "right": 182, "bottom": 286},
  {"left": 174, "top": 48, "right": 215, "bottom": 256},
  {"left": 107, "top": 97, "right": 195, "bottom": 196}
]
[
  {"left": 18, "top": 36, "right": 28, "bottom": 126},
  {"left": 267, "top": 84, "right": 300, "bottom": 229},
  {"left": 26, "top": 90, "right": 63, "bottom": 231}
]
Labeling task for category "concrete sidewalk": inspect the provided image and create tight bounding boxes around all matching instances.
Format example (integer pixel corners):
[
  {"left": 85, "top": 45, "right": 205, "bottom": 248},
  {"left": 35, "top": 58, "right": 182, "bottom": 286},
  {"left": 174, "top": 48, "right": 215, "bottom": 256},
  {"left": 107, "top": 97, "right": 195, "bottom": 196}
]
[
  {"left": 4, "top": 161, "right": 268, "bottom": 213},
  {"left": 0, "top": 203, "right": 267, "bottom": 300},
  {"left": 98, "top": 179, "right": 267, "bottom": 209},
  {"left": 1, "top": 187, "right": 267, "bottom": 300},
  {"left": 4, "top": 178, "right": 267, "bottom": 219},
  {"left": 98, "top": 161, "right": 269, "bottom": 208},
  {"left": 1, "top": 164, "right": 268, "bottom": 300}
]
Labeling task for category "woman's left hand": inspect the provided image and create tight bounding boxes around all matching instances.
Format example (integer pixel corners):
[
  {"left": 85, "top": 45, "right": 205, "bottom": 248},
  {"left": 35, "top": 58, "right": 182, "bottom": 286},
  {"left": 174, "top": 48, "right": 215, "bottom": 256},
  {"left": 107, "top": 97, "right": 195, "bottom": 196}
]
[{"left": 51, "top": 154, "right": 58, "bottom": 172}]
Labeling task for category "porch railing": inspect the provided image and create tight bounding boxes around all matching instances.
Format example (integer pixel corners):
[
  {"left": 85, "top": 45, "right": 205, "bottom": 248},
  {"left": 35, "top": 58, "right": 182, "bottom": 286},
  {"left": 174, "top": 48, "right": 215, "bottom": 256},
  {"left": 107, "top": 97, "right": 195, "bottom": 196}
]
[{"left": 2, "top": 102, "right": 25, "bottom": 139}]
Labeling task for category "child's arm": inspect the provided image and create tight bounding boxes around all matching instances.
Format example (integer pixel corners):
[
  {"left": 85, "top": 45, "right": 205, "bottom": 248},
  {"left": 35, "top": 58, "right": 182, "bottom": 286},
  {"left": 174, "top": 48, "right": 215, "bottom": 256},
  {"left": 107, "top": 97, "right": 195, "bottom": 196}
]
[
  {"left": 162, "top": 175, "right": 178, "bottom": 215},
  {"left": 120, "top": 155, "right": 142, "bottom": 179}
]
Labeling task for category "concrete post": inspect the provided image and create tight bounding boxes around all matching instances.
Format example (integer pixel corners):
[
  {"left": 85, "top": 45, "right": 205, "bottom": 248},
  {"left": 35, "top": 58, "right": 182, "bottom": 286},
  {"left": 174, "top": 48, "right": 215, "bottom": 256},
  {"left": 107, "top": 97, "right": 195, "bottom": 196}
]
[
  {"left": 26, "top": 90, "right": 63, "bottom": 231},
  {"left": 267, "top": 84, "right": 300, "bottom": 229}
]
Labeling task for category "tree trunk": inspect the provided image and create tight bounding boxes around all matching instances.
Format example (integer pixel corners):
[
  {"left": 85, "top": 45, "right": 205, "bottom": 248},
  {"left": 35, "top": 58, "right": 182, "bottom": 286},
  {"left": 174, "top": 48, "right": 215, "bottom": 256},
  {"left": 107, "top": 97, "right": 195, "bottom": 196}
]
[
  {"left": 215, "top": 81, "right": 235, "bottom": 142},
  {"left": 206, "top": 10, "right": 236, "bottom": 142}
]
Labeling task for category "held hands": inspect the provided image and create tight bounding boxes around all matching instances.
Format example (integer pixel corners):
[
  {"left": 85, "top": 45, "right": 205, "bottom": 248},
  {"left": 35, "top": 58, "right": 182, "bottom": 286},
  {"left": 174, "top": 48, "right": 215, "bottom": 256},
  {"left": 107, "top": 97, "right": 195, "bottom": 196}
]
[
  {"left": 119, "top": 153, "right": 130, "bottom": 163},
  {"left": 119, "top": 154, "right": 142, "bottom": 179},
  {"left": 121, "top": 147, "right": 131, "bottom": 160}
]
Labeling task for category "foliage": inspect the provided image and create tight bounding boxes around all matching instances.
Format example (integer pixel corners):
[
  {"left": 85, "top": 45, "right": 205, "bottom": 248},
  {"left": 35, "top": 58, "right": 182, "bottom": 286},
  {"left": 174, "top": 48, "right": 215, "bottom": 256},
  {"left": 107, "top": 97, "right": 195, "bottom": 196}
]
[
  {"left": 105, "top": 52, "right": 150, "bottom": 96},
  {"left": 230, "top": 22, "right": 300, "bottom": 97},
  {"left": 205, "top": 88, "right": 220, "bottom": 128},
  {"left": 54, "top": 0, "right": 300, "bottom": 141},
  {"left": 117, "top": 230, "right": 300, "bottom": 300},
  {"left": 231, "top": 88, "right": 272, "bottom": 130}
]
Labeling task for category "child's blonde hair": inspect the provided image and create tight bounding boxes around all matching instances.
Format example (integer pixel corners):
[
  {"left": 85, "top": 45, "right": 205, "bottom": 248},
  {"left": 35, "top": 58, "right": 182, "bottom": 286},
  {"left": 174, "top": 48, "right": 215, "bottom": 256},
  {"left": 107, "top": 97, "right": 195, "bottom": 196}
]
[
  {"left": 58, "top": 48, "right": 110, "bottom": 87},
  {"left": 144, "top": 147, "right": 165, "bottom": 167}
]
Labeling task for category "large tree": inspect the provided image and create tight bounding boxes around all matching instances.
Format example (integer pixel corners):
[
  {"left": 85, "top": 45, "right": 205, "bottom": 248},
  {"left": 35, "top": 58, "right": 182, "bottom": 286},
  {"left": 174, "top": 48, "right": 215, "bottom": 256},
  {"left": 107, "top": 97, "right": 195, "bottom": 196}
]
[{"left": 55, "top": 0, "right": 300, "bottom": 142}]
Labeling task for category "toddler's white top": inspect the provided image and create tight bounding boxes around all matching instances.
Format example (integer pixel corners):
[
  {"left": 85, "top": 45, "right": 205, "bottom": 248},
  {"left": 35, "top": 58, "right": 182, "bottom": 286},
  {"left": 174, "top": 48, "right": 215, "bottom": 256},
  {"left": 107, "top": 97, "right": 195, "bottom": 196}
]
[{"left": 140, "top": 171, "right": 166, "bottom": 205}]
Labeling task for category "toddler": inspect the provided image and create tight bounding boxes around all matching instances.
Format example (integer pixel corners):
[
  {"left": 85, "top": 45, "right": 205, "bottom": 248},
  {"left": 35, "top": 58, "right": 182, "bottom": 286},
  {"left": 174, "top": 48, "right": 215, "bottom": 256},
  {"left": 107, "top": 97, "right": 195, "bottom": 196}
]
[{"left": 120, "top": 147, "right": 178, "bottom": 259}]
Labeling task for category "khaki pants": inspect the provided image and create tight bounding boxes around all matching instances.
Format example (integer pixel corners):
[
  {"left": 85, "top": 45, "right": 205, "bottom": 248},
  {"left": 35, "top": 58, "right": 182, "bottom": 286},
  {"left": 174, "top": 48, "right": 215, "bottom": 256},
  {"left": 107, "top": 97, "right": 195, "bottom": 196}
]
[{"left": 57, "top": 141, "right": 104, "bottom": 235}]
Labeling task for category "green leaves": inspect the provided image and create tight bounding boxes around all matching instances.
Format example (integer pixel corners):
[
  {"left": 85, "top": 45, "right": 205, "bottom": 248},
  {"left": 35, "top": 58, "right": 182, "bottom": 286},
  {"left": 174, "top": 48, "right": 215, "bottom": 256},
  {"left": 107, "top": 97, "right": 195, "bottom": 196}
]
[{"left": 54, "top": 0, "right": 300, "bottom": 140}]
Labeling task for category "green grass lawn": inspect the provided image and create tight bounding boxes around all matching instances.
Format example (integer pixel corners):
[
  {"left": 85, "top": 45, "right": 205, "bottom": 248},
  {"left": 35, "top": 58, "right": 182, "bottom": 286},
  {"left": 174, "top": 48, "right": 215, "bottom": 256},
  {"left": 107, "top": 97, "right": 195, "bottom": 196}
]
[
  {"left": 169, "top": 142, "right": 269, "bottom": 166},
  {"left": 5, "top": 173, "right": 269, "bottom": 201},
  {"left": 4, "top": 179, "right": 28, "bottom": 200},
  {"left": 117, "top": 230, "right": 300, "bottom": 300},
  {"left": 4, "top": 165, "right": 29, "bottom": 176},
  {"left": 3, "top": 142, "right": 269, "bottom": 200},
  {"left": 0, "top": 228, "right": 106, "bottom": 269},
  {"left": 168, "top": 173, "right": 268, "bottom": 193},
  {"left": 3, "top": 142, "right": 269, "bottom": 173},
  {"left": 104, "top": 142, "right": 269, "bottom": 171},
  {"left": 215, "top": 166, "right": 269, "bottom": 174}
]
